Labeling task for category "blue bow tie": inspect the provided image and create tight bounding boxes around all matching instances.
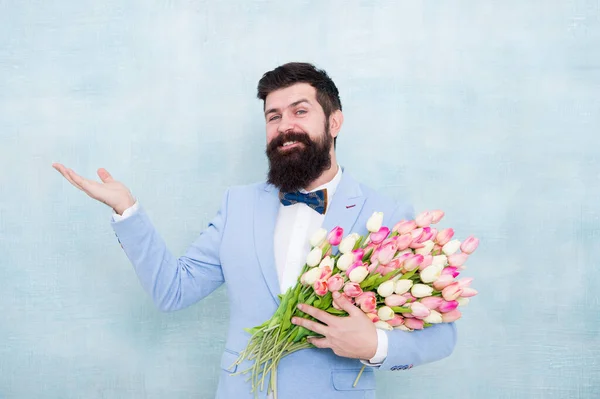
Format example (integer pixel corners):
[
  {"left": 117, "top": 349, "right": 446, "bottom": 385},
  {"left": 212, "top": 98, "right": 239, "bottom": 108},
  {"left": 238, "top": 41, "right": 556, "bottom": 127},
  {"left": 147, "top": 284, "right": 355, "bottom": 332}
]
[{"left": 279, "top": 189, "right": 328, "bottom": 214}]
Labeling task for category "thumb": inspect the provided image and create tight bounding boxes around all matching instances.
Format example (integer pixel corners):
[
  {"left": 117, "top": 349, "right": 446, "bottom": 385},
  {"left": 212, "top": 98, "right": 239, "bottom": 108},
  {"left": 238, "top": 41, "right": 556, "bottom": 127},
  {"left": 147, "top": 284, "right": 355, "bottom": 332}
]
[{"left": 97, "top": 168, "right": 114, "bottom": 183}]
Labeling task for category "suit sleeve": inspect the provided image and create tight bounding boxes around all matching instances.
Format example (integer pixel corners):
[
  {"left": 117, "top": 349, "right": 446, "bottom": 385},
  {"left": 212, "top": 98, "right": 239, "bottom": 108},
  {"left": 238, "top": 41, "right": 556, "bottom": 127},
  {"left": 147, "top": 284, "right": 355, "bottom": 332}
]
[
  {"left": 377, "top": 203, "right": 458, "bottom": 371},
  {"left": 110, "top": 189, "right": 229, "bottom": 312}
]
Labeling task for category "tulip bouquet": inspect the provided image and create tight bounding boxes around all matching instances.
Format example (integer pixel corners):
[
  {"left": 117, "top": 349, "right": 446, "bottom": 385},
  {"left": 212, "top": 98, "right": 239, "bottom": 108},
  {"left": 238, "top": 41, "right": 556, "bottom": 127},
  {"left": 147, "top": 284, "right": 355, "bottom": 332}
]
[{"left": 232, "top": 210, "right": 479, "bottom": 398}]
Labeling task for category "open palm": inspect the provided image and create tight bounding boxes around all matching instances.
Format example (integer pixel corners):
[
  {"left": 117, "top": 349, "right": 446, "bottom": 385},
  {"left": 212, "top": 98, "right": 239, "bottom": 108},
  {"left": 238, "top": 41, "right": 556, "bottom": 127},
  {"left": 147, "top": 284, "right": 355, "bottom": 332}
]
[{"left": 52, "top": 163, "right": 135, "bottom": 214}]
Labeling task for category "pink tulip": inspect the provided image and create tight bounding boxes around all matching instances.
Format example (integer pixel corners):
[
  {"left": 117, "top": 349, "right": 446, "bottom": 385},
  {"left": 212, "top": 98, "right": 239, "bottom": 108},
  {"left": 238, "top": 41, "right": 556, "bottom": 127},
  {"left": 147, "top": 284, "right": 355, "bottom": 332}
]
[
  {"left": 430, "top": 210, "right": 445, "bottom": 224},
  {"left": 370, "top": 248, "right": 381, "bottom": 263},
  {"left": 418, "top": 255, "right": 433, "bottom": 271},
  {"left": 370, "top": 227, "right": 390, "bottom": 245},
  {"left": 387, "top": 258, "right": 402, "bottom": 270},
  {"left": 433, "top": 244, "right": 443, "bottom": 254},
  {"left": 438, "top": 300, "right": 459, "bottom": 313},
  {"left": 393, "top": 220, "right": 417, "bottom": 234},
  {"left": 366, "top": 313, "right": 379, "bottom": 323},
  {"left": 461, "top": 236, "right": 479, "bottom": 254},
  {"left": 448, "top": 253, "right": 469, "bottom": 267},
  {"left": 345, "top": 260, "right": 363, "bottom": 277},
  {"left": 319, "top": 266, "right": 333, "bottom": 281},
  {"left": 402, "top": 292, "right": 416, "bottom": 302},
  {"left": 457, "top": 277, "right": 474, "bottom": 288},
  {"left": 385, "top": 294, "right": 408, "bottom": 307},
  {"left": 441, "top": 266, "right": 460, "bottom": 278},
  {"left": 353, "top": 248, "right": 365, "bottom": 261},
  {"left": 420, "top": 296, "right": 444, "bottom": 309},
  {"left": 388, "top": 315, "right": 405, "bottom": 327},
  {"left": 343, "top": 282, "right": 363, "bottom": 298},
  {"left": 435, "top": 228, "right": 454, "bottom": 246},
  {"left": 404, "top": 318, "right": 425, "bottom": 330},
  {"left": 442, "top": 282, "right": 463, "bottom": 301},
  {"left": 415, "top": 211, "right": 434, "bottom": 227},
  {"left": 403, "top": 254, "right": 424, "bottom": 272},
  {"left": 367, "top": 259, "right": 380, "bottom": 274},
  {"left": 396, "top": 234, "right": 413, "bottom": 250},
  {"left": 410, "top": 302, "right": 431, "bottom": 319},
  {"left": 418, "top": 227, "right": 435, "bottom": 243},
  {"left": 327, "top": 227, "right": 344, "bottom": 246},
  {"left": 410, "top": 228, "right": 424, "bottom": 241},
  {"left": 441, "top": 309, "right": 462, "bottom": 322},
  {"left": 355, "top": 292, "right": 377, "bottom": 313},
  {"left": 375, "top": 265, "right": 390, "bottom": 275},
  {"left": 313, "top": 279, "right": 329, "bottom": 296},
  {"left": 327, "top": 274, "right": 344, "bottom": 292},
  {"left": 433, "top": 274, "right": 455, "bottom": 290},
  {"left": 461, "top": 288, "right": 478, "bottom": 298},
  {"left": 378, "top": 242, "right": 397, "bottom": 265}
]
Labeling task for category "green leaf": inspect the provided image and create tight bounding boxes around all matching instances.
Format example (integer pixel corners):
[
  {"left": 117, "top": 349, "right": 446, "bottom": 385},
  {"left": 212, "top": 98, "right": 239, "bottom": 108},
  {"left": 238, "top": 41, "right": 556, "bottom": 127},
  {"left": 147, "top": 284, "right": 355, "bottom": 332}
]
[{"left": 391, "top": 306, "right": 411, "bottom": 313}]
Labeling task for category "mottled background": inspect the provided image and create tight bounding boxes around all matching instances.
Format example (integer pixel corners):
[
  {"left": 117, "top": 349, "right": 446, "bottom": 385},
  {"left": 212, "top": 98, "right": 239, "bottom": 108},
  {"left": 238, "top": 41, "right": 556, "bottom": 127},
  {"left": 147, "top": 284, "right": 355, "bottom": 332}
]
[{"left": 1, "top": 1, "right": 599, "bottom": 398}]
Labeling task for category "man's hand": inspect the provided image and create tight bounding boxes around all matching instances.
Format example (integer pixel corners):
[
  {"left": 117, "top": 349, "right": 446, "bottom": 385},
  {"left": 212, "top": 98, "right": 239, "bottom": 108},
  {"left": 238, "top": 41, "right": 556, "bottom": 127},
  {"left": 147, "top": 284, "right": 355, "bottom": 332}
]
[
  {"left": 292, "top": 291, "right": 378, "bottom": 360},
  {"left": 52, "top": 163, "right": 135, "bottom": 215}
]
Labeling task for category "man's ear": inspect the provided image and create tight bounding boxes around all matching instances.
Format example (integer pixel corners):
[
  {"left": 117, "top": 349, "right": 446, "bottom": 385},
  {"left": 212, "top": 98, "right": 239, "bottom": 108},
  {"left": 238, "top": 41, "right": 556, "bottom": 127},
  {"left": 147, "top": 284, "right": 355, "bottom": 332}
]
[{"left": 329, "top": 110, "right": 344, "bottom": 139}]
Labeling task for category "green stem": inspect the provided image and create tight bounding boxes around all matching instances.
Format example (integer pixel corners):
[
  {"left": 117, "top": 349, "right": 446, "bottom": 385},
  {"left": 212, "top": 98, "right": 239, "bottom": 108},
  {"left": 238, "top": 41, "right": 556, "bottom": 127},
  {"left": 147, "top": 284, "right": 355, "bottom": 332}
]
[{"left": 353, "top": 364, "right": 367, "bottom": 388}]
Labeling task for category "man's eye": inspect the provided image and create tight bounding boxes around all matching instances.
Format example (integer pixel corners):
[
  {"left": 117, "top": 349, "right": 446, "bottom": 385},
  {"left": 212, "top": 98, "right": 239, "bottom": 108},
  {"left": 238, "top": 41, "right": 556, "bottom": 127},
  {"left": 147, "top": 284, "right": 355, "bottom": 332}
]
[
  {"left": 296, "top": 110, "right": 307, "bottom": 115},
  {"left": 269, "top": 115, "right": 281, "bottom": 122}
]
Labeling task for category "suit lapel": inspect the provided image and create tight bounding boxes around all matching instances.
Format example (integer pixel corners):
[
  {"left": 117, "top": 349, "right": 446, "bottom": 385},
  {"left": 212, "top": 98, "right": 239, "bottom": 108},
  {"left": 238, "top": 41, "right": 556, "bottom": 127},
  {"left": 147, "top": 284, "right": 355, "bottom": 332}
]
[
  {"left": 253, "top": 184, "right": 282, "bottom": 305},
  {"left": 321, "top": 170, "right": 366, "bottom": 248},
  {"left": 252, "top": 170, "right": 366, "bottom": 305}
]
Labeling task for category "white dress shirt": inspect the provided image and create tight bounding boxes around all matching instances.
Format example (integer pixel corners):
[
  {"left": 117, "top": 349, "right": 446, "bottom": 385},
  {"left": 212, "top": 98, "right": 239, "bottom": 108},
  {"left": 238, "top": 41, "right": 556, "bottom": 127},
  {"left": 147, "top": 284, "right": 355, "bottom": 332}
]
[{"left": 111, "top": 165, "right": 388, "bottom": 365}]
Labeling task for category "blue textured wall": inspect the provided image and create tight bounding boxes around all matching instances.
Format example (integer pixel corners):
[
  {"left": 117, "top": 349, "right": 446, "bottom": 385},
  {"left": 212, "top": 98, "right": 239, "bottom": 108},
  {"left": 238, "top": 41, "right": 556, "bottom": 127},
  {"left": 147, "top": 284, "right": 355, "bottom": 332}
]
[{"left": 1, "top": 1, "right": 599, "bottom": 398}]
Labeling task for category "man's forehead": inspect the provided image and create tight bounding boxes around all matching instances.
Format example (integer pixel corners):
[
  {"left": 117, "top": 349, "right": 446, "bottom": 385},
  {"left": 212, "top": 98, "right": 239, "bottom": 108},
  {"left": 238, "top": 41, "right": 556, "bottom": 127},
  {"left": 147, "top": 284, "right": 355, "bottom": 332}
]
[{"left": 264, "top": 83, "right": 317, "bottom": 108}]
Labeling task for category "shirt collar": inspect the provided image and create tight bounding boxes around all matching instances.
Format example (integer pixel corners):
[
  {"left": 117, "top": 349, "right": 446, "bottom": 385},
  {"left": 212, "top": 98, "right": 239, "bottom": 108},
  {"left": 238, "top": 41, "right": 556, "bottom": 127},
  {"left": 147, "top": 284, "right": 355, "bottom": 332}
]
[{"left": 300, "top": 164, "right": 343, "bottom": 204}]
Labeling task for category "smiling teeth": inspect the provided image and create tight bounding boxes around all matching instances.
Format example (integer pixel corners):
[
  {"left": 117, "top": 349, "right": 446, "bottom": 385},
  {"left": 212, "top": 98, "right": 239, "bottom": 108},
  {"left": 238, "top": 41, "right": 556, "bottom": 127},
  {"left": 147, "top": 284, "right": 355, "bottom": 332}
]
[{"left": 282, "top": 141, "right": 298, "bottom": 147}]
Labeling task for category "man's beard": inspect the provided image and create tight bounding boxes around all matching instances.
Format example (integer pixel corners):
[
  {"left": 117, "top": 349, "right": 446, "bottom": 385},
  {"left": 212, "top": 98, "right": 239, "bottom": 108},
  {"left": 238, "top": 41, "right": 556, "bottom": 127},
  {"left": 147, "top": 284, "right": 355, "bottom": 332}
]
[{"left": 266, "top": 124, "right": 333, "bottom": 193}]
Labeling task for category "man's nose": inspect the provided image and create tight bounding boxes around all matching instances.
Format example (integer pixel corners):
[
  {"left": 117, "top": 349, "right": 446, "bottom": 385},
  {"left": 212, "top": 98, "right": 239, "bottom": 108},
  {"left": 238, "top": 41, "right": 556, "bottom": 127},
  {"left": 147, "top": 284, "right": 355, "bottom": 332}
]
[{"left": 277, "top": 114, "right": 294, "bottom": 134}]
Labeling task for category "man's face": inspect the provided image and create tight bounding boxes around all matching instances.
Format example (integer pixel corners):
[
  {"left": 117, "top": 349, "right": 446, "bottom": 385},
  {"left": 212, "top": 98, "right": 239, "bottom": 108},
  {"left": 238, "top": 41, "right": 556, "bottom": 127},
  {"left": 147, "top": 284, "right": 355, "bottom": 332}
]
[{"left": 263, "top": 83, "right": 333, "bottom": 192}]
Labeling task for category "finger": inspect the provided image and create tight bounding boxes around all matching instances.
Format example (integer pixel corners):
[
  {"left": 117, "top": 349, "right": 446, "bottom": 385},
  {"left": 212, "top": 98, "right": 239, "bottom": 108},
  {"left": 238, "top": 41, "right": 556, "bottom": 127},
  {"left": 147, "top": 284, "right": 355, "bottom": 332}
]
[
  {"left": 291, "top": 317, "right": 328, "bottom": 336},
  {"left": 97, "top": 168, "right": 114, "bottom": 183},
  {"left": 307, "top": 337, "right": 331, "bottom": 349},
  {"left": 67, "top": 169, "right": 104, "bottom": 198},
  {"left": 298, "top": 304, "right": 336, "bottom": 325},
  {"left": 53, "top": 164, "right": 84, "bottom": 191},
  {"left": 332, "top": 292, "right": 363, "bottom": 317}
]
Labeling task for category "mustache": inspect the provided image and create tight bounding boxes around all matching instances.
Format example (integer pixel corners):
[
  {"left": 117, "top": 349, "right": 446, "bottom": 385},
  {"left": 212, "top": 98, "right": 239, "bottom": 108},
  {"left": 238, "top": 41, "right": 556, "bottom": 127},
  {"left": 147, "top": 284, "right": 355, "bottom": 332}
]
[{"left": 267, "top": 131, "right": 313, "bottom": 153}]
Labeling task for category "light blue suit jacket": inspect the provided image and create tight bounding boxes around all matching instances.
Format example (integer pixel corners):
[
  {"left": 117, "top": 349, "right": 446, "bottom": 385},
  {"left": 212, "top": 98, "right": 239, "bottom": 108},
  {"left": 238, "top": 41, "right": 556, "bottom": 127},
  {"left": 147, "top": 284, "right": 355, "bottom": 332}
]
[{"left": 111, "top": 170, "right": 457, "bottom": 399}]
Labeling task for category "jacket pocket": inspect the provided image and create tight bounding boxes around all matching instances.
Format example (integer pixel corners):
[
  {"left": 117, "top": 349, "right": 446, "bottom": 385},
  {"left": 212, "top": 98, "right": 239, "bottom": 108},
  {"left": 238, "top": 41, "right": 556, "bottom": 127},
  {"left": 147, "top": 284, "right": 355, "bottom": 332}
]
[
  {"left": 331, "top": 369, "right": 375, "bottom": 391},
  {"left": 220, "top": 349, "right": 240, "bottom": 373}
]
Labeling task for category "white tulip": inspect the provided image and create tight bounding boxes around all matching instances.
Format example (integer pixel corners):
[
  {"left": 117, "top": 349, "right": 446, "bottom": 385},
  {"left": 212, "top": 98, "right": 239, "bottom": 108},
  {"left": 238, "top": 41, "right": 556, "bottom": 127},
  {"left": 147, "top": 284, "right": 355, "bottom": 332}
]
[
  {"left": 395, "top": 325, "right": 411, "bottom": 331},
  {"left": 442, "top": 239, "right": 461, "bottom": 256},
  {"left": 411, "top": 284, "right": 434, "bottom": 298},
  {"left": 377, "top": 306, "right": 395, "bottom": 321},
  {"left": 374, "top": 321, "right": 394, "bottom": 331},
  {"left": 457, "top": 297, "right": 470, "bottom": 307},
  {"left": 423, "top": 309, "right": 443, "bottom": 324},
  {"left": 431, "top": 255, "right": 448, "bottom": 267},
  {"left": 394, "top": 279, "right": 413, "bottom": 295},
  {"left": 415, "top": 240, "right": 435, "bottom": 255},
  {"left": 420, "top": 265, "right": 443, "bottom": 284},
  {"left": 306, "top": 247, "right": 323, "bottom": 267},
  {"left": 309, "top": 228, "right": 328, "bottom": 248},
  {"left": 367, "top": 212, "right": 384, "bottom": 233},
  {"left": 301, "top": 267, "right": 321, "bottom": 285},
  {"left": 349, "top": 266, "right": 369, "bottom": 283},
  {"left": 377, "top": 280, "right": 396, "bottom": 297},
  {"left": 336, "top": 253, "right": 354, "bottom": 271},
  {"left": 319, "top": 256, "right": 335, "bottom": 269},
  {"left": 339, "top": 236, "right": 358, "bottom": 254}
]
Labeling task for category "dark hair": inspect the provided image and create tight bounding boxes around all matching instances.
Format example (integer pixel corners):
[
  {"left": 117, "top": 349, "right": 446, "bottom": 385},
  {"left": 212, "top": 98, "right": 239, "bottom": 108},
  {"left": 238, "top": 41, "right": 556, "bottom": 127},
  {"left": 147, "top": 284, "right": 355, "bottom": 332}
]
[{"left": 257, "top": 62, "right": 342, "bottom": 146}]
